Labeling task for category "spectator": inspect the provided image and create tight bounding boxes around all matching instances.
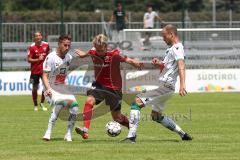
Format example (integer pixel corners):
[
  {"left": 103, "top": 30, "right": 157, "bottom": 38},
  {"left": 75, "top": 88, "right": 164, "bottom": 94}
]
[
  {"left": 109, "top": 2, "right": 128, "bottom": 42},
  {"left": 143, "top": 4, "right": 164, "bottom": 46}
]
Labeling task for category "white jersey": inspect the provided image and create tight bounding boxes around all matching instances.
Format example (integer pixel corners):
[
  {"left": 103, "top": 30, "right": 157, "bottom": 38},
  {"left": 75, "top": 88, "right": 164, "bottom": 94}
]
[
  {"left": 43, "top": 51, "right": 72, "bottom": 85},
  {"left": 43, "top": 51, "right": 75, "bottom": 105},
  {"left": 159, "top": 42, "right": 185, "bottom": 87},
  {"left": 144, "top": 11, "right": 158, "bottom": 28}
]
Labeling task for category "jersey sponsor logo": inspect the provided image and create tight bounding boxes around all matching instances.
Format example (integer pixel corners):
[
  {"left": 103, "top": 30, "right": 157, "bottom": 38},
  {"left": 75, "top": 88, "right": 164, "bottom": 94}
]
[
  {"left": 94, "top": 64, "right": 109, "bottom": 68},
  {"left": 60, "top": 68, "right": 67, "bottom": 74},
  {"left": 55, "top": 74, "right": 66, "bottom": 84}
]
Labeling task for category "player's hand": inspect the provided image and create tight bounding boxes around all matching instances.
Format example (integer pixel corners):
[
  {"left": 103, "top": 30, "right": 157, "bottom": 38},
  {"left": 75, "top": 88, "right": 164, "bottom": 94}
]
[
  {"left": 136, "top": 62, "right": 144, "bottom": 70},
  {"left": 75, "top": 48, "right": 88, "bottom": 58},
  {"left": 132, "top": 59, "right": 144, "bottom": 70},
  {"left": 74, "top": 49, "right": 82, "bottom": 56},
  {"left": 179, "top": 87, "right": 187, "bottom": 97},
  {"left": 39, "top": 55, "right": 44, "bottom": 61},
  {"left": 44, "top": 89, "right": 52, "bottom": 98},
  {"left": 152, "top": 58, "right": 160, "bottom": 66}
]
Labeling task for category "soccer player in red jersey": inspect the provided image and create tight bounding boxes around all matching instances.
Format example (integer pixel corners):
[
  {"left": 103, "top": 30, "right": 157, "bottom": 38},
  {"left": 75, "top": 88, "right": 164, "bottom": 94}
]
[
  {"left": 27, "top": 31, "right": 49, "bottom": 111},
  {"left": 74, "top": 34, "right": 143, "bottom": 139}
]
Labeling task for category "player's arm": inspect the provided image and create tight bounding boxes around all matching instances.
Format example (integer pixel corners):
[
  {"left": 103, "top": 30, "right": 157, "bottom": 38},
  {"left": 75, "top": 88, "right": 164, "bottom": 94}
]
[
  {"left": 178, "top": 59, "right": 187, "bottom": 97},
  {"left": 27, "top": 56, "right": 41, "bottom": 63},
  {"left": 42, "top": 55, "right": 52, "bottom": 96},
  {"left": 125, "top": 57, "right": 143, "bottom": 70},
  {"left": 156, "top": 14, "right": 164, "bottom": 24},
  {"left": 27, "top": 47, "right": 43, "bottom": 63},
  {"left": 42, "top": 71, "right": 52, "bottom": 97},
  {"left": 74, "top": 49, "right": 89, "bottom": 58},
  {"left": 151, "top": 58, "right": 163, "bottom": 67}
]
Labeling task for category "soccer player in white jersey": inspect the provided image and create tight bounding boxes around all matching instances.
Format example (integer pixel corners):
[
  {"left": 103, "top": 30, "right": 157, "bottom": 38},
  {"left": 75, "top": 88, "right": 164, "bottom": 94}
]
[
  {"left": 42, "top": 35, "right": 78, "bottom": 142},
  {"left": 121, "top": 24, "right": 192, "bottom": 143}
]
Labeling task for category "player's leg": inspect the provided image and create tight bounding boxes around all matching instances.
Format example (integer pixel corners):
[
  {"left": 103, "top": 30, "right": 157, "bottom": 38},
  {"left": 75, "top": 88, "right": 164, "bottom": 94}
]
[
  {"left": 64, "top": 100, "right": 78, "bottom": 142},
  {"left": 75, "top": 95, "right": 96, "bottom": 139},
  {"left": 75, "top": 83, "right": 105, "bottom": 139},
  {"left": 105, "top": 90, "right": 129, "bottom": 128},
  {"left": 148, "top": 84, "right": 192, "bottom": 140},
  {"left": 29, "top": 74, "right": 39, "bottom": 111},
  {"left": 151, "top": 109, "right": 192, "bottom": 140},
  {"left": 121, "top": 97, "right": 144, "bottom": 143},
  {"left": 43, "top": 102, "right": 64, "bottom": 141},
  {"left": 43, "top": 90, "right": 67, "bottom": 141},
  {"left": 111, "top": 110, "right": 129, "bottom": 128}
]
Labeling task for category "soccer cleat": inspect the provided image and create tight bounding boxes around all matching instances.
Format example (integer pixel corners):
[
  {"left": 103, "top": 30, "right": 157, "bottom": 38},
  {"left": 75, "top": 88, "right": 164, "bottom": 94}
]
[
  {"left": 120, "top": 137, "right": 136, "bottom": 144},
  {"left": 34, "top": 106, "right": 38, "bottom": 111},
  {"left": 40, "top": 103, "right": 48, "bottom": 111},
  {"left": 75, "top": 127, "right": 89, "bottom": 139},
  {"left": 42, "top": 134, "right": 51, "bottom": 141},
  {"left": 64, "top": 134, "right": 72, "bottom": 142},
  {"left": 182, "top": 133, "right": 193, "bottom": 141}
]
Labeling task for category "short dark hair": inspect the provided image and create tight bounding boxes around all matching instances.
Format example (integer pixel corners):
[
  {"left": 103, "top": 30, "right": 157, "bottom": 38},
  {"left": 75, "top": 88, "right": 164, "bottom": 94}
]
[
  {"left": 147, "top": 4, "right": 152, "bottom": 8},
  {"left": 34, "top": 31, "right": 42, "bottom": 36},
  {"left": 58, "top": 34, "right": 71, "bottom": 43}
]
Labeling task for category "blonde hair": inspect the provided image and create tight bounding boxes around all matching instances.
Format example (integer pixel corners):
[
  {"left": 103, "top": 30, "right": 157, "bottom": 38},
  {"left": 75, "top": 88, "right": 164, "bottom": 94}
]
[{"left": 93, "top": 34, "right": 108, "bottom": 46}]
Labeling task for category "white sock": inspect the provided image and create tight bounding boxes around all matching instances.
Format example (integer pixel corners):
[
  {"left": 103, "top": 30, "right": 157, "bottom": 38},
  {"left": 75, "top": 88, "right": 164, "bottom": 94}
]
[
  {"left": 127, "top": 110, "right": 141, "bottom": 138},
  {"left": 66, "top": 107, "right": 78, "bottom": 136},
  {"left": 66, "top": 114, "right": 77, "bottom": 136},
  {"left": 158, "top": 116, "right": 185, "bottom": 137},
  {"left": 45, "top": 104, "right": 63, "bottom": 136}
]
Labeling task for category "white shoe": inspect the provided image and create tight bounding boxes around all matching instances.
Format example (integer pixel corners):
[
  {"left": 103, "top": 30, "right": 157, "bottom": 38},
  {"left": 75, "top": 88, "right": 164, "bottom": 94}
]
[
  {"left": 34, "top": 106, "right": 38, "bottom": 111},
  {"left": 43, "top": 133, "right": 51, "bottom": 141},
  {"left": 64, "top": 134, "right": 72, "bottom": 142},
  {"left": 40, "top": 103, "right": 48, "bottom": 111}
]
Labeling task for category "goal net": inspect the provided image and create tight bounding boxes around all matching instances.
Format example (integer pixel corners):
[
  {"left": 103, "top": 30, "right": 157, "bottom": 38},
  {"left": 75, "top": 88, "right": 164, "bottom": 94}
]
[{"left": 122, "top": 28, "right": 240, "bottom": 69}]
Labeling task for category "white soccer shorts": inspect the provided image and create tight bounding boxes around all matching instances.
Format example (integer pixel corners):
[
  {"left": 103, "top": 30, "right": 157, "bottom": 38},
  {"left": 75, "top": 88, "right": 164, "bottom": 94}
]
[
  {"left": 137, "top": 82, "right": 174, "bottom": 112},
  {"left": 45, "top": 89, "right": 76, "bottom": 106}
]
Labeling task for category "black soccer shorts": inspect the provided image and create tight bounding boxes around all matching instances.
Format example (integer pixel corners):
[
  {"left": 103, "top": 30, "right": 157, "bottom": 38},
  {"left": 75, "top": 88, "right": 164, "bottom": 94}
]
[
  {"left": 29, "top": 74, "right": 42, "bottom": 85},
  {"left": 87, "top": 81, "right": 122, "bottom": 111}
]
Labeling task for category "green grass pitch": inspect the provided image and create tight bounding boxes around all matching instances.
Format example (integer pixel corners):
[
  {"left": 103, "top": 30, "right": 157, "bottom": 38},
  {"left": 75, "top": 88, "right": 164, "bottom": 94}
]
[{"left": 0, "top": 93, "right": 239, "bottom": 160}]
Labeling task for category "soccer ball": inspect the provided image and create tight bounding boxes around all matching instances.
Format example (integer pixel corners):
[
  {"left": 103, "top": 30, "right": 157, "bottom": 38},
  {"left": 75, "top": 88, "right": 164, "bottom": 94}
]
[{"left": 105, "top": 121, "right": 121, "bottom": 137}]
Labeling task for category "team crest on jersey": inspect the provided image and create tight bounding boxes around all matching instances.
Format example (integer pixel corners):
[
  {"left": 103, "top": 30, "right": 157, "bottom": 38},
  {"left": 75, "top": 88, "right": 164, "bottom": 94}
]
[
  {"left": 60, "top": 68, "right": 67, "bottom": 74},
  {"left": 35, "top": 50, "right": 38, "bottom": 53},
  {"left": 43, "top": 47, "right": 47, "bottom": 52}
]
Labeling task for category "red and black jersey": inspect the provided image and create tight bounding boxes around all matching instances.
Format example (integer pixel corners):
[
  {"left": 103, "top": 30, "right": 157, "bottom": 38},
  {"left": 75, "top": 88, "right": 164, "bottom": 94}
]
[
  {"left": 88, "top": 48, "right": 127, "bottom": 91},
  {"left": 27, "top": 41, "right": 50, "bottom": 75}
]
